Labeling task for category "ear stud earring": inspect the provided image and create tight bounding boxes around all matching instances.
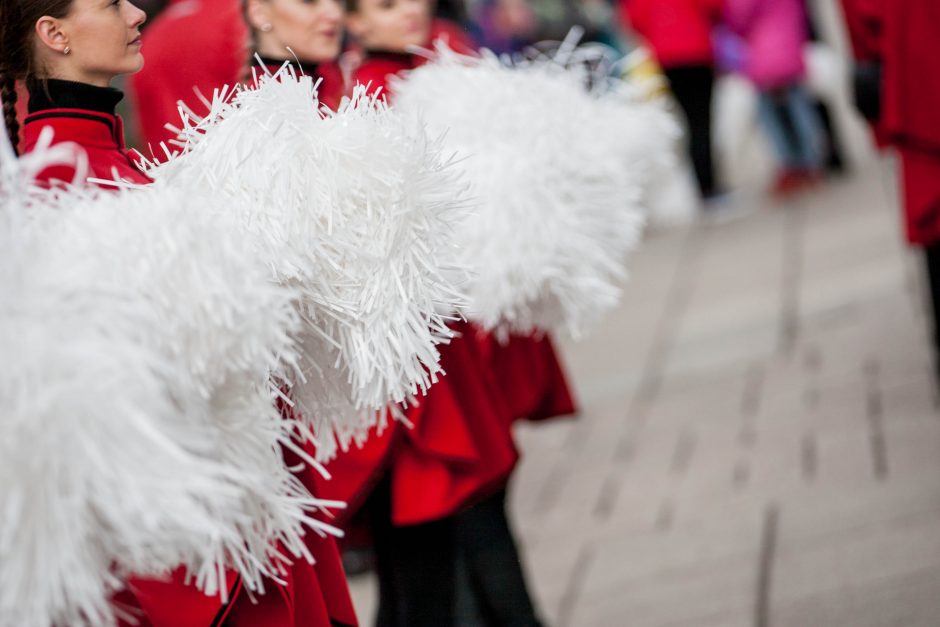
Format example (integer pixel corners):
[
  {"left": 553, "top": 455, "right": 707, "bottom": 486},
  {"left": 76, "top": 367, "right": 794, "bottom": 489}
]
[
  {"left": 63, "top": 46, "right": 71, "bottom": 55},
  {"left": 261, "top": 23, "right": 273, "bottom": 32}
]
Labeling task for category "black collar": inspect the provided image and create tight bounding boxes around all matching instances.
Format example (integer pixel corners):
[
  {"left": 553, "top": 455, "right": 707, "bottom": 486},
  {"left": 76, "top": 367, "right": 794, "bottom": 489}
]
[
  {"left": 27, "top": 79, "right": 123, "bottom": 115},
  {"left": 255, "top": 54, "right": 322, "bottom": 78}
]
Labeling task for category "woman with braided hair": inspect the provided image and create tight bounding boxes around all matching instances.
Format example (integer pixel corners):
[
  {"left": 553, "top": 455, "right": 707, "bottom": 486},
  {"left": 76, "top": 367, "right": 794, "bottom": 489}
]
[
  {"left": 0, "top": 1, "right": 359, "bottom": 625},
  {"left": 0, "top": 0, "right": 149, "bottom": 183}
]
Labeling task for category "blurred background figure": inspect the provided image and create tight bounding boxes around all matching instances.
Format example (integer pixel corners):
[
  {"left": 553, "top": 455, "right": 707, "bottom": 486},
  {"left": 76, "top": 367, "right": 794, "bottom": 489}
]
[
  {"left": 841, "top": 0, "right": 940, "bottom": 384},
  {"left": 723, "top": 0, "right": 825, "bottom": 197},
  {"left": 619, "top": 0, "right": 724, "bottom": 205},
  {"left": 130, "top": 0, "right": 247, "bottom": 151},
  {"left": 469, "top": 0, "right": 540, "bottom": 55}
]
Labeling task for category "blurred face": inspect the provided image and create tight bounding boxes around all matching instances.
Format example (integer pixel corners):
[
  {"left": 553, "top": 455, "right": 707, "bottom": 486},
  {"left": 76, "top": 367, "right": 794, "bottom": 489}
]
[
  {"left": 34, "top": 0, "right": 147, "bottom": 86},
  {"left": 248, "top": 0, "right": 344, "bottom": 63},
  {"left": 347, "top": 0, "right": 431, "bottom": 53}
]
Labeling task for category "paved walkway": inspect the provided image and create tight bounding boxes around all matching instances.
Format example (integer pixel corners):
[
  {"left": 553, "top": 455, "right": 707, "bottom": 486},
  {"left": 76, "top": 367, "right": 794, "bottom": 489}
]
[{"left": 350, "top": 158, "right": 940, "bottom": 626}]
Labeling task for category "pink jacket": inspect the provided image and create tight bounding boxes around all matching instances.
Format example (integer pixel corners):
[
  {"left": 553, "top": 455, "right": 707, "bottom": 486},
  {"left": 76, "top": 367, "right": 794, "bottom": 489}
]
[{"left": 725, "top": 0, "right": 808, "bottom": 88}]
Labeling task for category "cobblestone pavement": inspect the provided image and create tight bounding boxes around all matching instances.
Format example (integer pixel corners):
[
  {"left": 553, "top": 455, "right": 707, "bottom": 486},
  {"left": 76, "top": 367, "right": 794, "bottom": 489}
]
[{"left": 349, "top": 159, "right": 940, "bottom": 626}]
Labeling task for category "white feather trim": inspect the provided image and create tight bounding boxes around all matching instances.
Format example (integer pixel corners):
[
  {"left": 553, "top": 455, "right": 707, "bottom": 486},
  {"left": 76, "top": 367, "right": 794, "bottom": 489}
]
[
  {"left": 0, "top": 133, "right": 339, "bottom": 626},
  {"left": 391, "top": 44, "right": 676, "bottom": 339},
  {"left": 145, "top": 66, "right": 469, "bottom": 459}
]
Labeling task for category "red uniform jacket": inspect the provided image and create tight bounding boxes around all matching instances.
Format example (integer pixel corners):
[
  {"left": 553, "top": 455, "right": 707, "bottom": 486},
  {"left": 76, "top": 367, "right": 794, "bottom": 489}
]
[
  {"left": 352, "top": 19, "right": 478, "bottom": 100},
  {"left": 621, "top": 0, "right": 722, "bottom": 68},
  {"left": 130, "top": 0, "right": 248, "bottom": 151},
  {"left": 23, "top": 109, "right": 151, "bottom": 186},
  {"left": 23, "top": 94, "right": 357, "bottom": 627},
  {"left": 841, "top": 0, "right": 940, "bottom": 246}
]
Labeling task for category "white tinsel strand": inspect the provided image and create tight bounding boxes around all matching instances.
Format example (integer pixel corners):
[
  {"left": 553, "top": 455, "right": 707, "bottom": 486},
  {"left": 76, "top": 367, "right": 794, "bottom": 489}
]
[
  {"left": 0, "top": 135, "right": 340, "bottom": 626},
  {"left": 392, "top": 45, "right": 676, "bottom": 339},
  {"left": 146, "top": 67, "right": 470, "bottom": 459}
]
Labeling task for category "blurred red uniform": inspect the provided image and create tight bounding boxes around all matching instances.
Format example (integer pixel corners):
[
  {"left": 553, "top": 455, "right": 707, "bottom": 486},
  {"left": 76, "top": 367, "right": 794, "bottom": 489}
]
[
  {"left": 130, "top": 0, "right": 248, "bottom": 151},
  {"left": 620, "top": 0, "right": 722, "bottom": 68},
  {"left": 841, "top": 0, "right": 940, "bottom": 245}
]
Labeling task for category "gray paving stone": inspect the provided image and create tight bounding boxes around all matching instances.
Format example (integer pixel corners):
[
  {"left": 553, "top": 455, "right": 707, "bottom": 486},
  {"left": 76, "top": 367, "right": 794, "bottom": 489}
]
[{"left": 344, "top": 158, "right": 940, "bottom": 627}]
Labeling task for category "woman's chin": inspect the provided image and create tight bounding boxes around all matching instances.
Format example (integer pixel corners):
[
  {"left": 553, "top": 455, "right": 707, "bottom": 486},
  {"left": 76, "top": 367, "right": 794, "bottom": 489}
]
[
  {"left": 299, "top": 44, "right": 340, "bottom": 64},
  {"left": 125, "top": 53, "right": 146, "bottom": 75}
]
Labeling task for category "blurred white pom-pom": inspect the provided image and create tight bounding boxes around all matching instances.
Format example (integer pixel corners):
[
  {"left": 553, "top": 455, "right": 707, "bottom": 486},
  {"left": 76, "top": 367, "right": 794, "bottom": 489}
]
[
  {"left": 0, "top": 134, "right": 338, "bottom": 626},
  {"left": 392, "top": 44, "right": 676, "bottom": 338},
  {"left": 147, "top": 66, "right": 469, "bottom": 459}
]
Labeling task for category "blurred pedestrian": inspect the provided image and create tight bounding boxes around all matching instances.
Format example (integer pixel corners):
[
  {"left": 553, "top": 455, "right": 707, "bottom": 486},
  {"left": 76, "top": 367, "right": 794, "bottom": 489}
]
[
  {"left": 725, "top": 0, "right": 824, "bottom": 196},
  {"left": 620, "top": 0, "right": 724, "bottom": 203},
  {"left": 841, "top": 0, "right": 940, "bottom": 385}
]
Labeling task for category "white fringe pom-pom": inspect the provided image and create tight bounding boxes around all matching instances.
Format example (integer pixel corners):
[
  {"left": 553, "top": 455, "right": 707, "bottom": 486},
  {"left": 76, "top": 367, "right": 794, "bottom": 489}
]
[
  {"left": 0, "top": 134, "right": 339, "bottom": 626},
  {"left": 146, "top": 66, "right": 469, "bottom": 459},
  {"left": 392, "top": 43, "right": 676, "bottom": 339}
]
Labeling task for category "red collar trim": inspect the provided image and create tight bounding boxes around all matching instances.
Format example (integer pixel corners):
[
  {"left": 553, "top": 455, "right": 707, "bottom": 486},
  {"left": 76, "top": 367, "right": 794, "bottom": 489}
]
[{"left": 23, "top": 108, "right": 126, "bottom": 152}]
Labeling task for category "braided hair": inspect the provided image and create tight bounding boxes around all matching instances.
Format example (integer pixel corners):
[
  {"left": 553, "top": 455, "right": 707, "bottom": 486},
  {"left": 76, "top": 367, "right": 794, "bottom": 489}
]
[{"left": 0, "top": 0, "right": 74, "bottom": 154}]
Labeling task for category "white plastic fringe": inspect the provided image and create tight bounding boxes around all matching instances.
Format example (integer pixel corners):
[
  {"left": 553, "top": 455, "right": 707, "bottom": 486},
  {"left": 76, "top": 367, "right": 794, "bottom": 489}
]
[
  {"left": 0, "top": 132, "right": 341, "bottom": 627},
  {"left": 145, "top": 65, "right": 469, "bottom": 460},
  {"left": 392, "top": 43, "right": 677, "bottom": 339}
]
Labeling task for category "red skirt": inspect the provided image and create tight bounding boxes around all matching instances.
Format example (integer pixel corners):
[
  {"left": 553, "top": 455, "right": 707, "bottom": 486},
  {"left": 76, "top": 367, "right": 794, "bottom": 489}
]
[
  {"left": 319, "top": 323, "right": 519, "bottom": 526},
  {"left": 482, "top": 333, "right": 578, "bottom": 424},
  {"left": 900, "top": 146, "right": 940, "bottom": 246},
  {"left": 118, "top": 531, "right": 357, "bottom": 627}
]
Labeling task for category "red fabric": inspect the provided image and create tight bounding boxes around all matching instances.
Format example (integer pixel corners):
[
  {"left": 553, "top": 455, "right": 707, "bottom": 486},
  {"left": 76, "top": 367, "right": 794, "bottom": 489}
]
[
  {"left": 352, "top": 18, "right": 476, "bottom": 101},
  {"left": 880, "top": 1, "right": 940, "bottom": 155},
  {"left": 621, "top": 0, "right": 722, "bottom": 68},
  {"left": 112, "top": 433, "right": 358, "bottom": 627},
  {"left": 898, "top": 147, "right": 940, "bottom": 247},
  {"left": 312, "top": 62, "right": 347, "bottom": 111},
  {"left": 130, "top": 0, "right": 248, "bottom": 152},
  {"left": 840, "top": 0, "right": 940, "bottom": 245},
  {"left": 483, "top": 334, "right": 577, "bottom": 424},
  {"left": 839, "top": 0, "right": 883, "bottom": 62},
  {"left": 118, "top": 533, "right": 357, "bottom": 627},
  {"left": 353, "top": 55, "right": 414, "bottom": 101},
  {"left": 117, "top": 571, "right": 241, "bottom": 627},
  {"left": 429, "top": 18, "right": 479, "bottom": 54},
  {"left": 883, "top": 0, "right": 940, "bottom": 246},
  {"left": 320, "top": 326, "right": 519, "bottom": 526},
  {"left": 22, "top": 109, "right": 152, "bottom": 186}
]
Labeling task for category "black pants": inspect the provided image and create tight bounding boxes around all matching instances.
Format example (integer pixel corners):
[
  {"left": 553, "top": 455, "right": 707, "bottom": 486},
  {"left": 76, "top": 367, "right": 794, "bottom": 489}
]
[
  {"left": 925, "top": 243, "right": 940, "bottom": 384},
  {"left": 663, "top": 65, "right": 718, "bottom": 199},
  {"left": 454, "top": 489, "right": 542, "bottom": 627},
  {"left": 367, "top": 475, "right": 457, "bottom": 627}
]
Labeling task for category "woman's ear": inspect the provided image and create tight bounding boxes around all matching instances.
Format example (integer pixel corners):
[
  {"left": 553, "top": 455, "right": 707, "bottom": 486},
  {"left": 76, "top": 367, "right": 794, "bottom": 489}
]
[
  {"left": 34, "top": 16, "right": 70, "bottom": 55},
  {"left": 245, "top": 0, "right": 272, "bottom": 31}
]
